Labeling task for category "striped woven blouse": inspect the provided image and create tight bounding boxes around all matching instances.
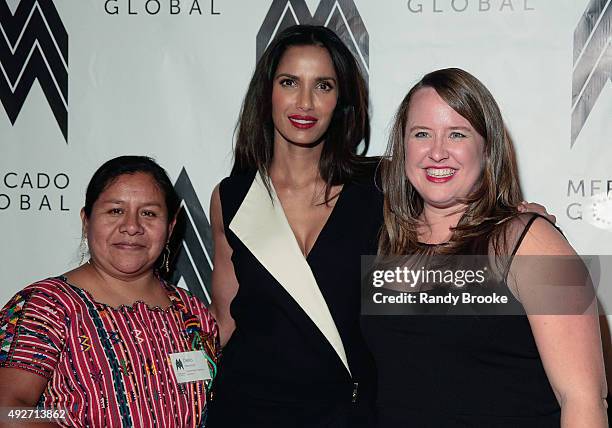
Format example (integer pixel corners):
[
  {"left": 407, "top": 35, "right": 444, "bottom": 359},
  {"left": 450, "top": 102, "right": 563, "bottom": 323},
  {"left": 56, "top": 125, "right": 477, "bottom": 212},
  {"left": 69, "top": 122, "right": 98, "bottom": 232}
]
[{"left": 0, "top": 276, "right": 220, "bottom": 427}]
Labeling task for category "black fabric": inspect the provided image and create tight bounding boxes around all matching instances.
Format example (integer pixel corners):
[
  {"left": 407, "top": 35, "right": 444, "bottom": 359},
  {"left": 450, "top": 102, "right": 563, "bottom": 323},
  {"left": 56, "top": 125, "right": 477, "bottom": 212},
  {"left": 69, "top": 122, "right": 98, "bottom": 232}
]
[
  {"left": 207, "top": 167, "right": 382, "bottom": 428},
  {"left": 361, "top": 214, "right": 562, "bottom": 427}
]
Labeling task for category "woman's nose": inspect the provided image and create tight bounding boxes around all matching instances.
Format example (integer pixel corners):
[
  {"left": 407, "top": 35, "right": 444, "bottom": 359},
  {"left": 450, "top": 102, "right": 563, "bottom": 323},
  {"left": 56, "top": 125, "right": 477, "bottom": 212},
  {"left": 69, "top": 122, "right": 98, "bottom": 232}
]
[
  {"left": 428, "top": 136, "right": 449, "bottom": 162},
  {"left": 119, "top": 211, "right": 144, "bottom": 235},
  {"left": 297, "top": 87, "right": 314, "bottom": 111}
]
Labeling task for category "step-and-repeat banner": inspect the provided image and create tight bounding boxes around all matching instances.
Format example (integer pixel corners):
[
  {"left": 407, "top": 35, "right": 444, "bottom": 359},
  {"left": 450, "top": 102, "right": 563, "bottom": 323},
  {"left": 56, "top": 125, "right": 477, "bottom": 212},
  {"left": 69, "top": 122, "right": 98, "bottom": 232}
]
[{"left": 1, "top": 0, "right": 611, "bottom": 369}]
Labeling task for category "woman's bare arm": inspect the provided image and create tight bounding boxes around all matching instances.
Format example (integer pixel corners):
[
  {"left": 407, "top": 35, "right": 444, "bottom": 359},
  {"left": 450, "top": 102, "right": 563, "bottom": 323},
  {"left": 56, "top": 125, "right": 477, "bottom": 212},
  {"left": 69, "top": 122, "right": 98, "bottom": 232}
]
[
  {"left": 208, "top": 184, "right": 239, "bottom": 347},
  {"left": 511, "top": 218, "right": 608, "bottom": 427},
  {"left": 0, "top": 368, "right": 59, "bottom": 427}
]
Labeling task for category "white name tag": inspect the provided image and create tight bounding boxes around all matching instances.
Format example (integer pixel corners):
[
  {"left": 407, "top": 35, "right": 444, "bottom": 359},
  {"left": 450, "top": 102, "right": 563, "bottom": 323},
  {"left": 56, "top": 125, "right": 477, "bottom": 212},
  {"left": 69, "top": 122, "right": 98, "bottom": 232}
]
[{"left": 169, "top": 351, "right": 212, "bottom": 383}]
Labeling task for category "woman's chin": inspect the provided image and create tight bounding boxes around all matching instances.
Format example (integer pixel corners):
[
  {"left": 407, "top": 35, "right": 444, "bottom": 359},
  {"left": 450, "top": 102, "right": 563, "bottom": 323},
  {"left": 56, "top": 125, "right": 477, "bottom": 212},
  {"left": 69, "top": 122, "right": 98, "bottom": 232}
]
[
  {"left": 422, "top": 198, "right": 465, "bottom": 211},
  {"left": 106, "top": 262, "right": 153, "bottom": 278}
]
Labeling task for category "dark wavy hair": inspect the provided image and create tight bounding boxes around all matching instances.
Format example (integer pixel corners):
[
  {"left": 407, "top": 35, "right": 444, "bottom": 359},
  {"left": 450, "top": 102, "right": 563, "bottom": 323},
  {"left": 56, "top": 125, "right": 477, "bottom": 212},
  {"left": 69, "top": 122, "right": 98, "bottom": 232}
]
[
  {"left": 231, "top": 25, "right": 370, "bottom": 197},
  {"left": 379, "top": 68, "right": 523, "bottom": 256}
]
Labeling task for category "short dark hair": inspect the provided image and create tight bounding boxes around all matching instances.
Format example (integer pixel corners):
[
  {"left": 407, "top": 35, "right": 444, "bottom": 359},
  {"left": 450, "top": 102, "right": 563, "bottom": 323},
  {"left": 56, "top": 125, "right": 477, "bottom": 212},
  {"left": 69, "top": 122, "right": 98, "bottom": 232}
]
[
  {"left": 232, "top": 25, "right": 370, "bottom": 192},
  {"left": 83, "top": 156, "right": 179, "bottom": 224}
]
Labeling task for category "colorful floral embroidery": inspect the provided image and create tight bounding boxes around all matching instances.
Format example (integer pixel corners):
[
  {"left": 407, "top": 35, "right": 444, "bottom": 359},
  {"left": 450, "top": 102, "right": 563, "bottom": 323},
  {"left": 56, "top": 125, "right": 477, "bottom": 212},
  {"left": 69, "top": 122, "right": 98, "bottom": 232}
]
[{"left": 0, "top": 294, "right": 26, "bottom": 362}]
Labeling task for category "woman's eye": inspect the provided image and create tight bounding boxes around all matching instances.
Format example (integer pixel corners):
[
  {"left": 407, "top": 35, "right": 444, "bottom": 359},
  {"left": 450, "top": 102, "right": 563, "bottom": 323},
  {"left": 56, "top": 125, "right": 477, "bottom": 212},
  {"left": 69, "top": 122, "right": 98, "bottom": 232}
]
[
  {"left": 109, "top": 208, "right": 123, "bottom": 215},
  {"left": 316, "top": 81, "right": 334, "bottom": 91},
  {"left": 450, "top": 131, "right": 467, "bottom": 139},
  {"left": 142, "top": 211, "right": 156, "bottom": 217},
  {"left": 279, "top": 79, "right": 297, "bottom": 87},
  {"left": 414, "top": 131, "right": 429, "bottom": 138}
]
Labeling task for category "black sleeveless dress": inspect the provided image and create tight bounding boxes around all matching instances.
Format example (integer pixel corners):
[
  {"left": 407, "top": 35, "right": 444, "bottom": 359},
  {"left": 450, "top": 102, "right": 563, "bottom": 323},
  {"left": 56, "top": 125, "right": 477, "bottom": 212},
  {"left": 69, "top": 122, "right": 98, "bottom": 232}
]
[
  {"left": 361, "top": 215, "right": 563, "bottom": 427},
  {"left": 207, "top": 167, "right": 383, "bottom": 428}
]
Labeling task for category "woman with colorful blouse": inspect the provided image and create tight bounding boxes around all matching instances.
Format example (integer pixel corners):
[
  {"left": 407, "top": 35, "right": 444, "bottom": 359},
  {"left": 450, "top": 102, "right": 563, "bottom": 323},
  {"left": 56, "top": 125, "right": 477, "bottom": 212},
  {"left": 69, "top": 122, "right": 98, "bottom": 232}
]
[{"left": 0, "top": 156, "right": 219, "bottom": 428}]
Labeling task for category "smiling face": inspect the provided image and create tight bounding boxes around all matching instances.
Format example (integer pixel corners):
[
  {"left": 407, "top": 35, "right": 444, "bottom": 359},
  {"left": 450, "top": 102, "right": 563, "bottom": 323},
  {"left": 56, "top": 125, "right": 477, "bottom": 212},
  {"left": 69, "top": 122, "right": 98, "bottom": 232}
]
[
  {"left": 82, "top": 172, "right": 175, "bottom": 280},
  {"left": 404, "top": 87, "right": 485, "bottom": 210},
  {"left": 271, "top": 44, "right": 338, "bottom": 148}
]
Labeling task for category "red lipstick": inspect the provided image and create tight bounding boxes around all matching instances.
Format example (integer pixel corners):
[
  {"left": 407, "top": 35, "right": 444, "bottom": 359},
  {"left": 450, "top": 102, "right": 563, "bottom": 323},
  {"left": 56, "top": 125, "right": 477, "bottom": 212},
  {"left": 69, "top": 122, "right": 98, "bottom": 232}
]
[
  {"left": 424, "top": 167, "right": 456, "bottom": 183},
  {"left": 288, "top": 114, "right": 318, "bottom": 129}
]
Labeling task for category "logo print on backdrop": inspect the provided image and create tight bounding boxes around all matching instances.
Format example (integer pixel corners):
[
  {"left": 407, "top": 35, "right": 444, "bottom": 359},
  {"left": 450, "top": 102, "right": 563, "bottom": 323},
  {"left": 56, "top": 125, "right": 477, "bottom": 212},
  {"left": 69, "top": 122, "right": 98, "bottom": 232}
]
[
  {"left": 571, "top": 0, "right": 611, "bottom": 147},
  {"left": 168, "top": 168, "right": 213, "bottom": 305},
  {"left": 0, "top": 0, "right": 68, "bottom": 141},
  {"left": 257, "top": 0, "right": 369, "bottom": 81}
]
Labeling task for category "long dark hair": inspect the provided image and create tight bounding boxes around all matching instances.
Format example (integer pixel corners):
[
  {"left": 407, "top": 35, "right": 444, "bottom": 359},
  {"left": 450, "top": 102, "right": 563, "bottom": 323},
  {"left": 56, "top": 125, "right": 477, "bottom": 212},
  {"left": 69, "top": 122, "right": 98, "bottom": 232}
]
[
  {"left": 379, "top": 68, "right": 523, "bottom": 256},
  {"left": 232, "top": 25, "right": 370, "bottom": 196}
]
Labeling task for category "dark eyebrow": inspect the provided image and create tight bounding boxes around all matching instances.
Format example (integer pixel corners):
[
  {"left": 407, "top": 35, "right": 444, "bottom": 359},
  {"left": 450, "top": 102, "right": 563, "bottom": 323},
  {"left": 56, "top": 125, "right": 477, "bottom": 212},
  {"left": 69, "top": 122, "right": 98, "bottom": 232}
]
[
  {"left": 274, "top": 73, "right": 337, "bottom": 84},
  {"left": 98, "top": 199, "right": 163, "bottom": 207},
  {"left": 275, "top": 73, "right": 299, "bottom": 80}
]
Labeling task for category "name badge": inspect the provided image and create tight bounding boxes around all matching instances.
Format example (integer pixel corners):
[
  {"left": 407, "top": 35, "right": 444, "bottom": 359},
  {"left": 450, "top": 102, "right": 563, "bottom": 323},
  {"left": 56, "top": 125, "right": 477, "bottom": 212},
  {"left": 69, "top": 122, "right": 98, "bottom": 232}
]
[{"left": 169, "top": 351, "right": 212, "bottom": 383}]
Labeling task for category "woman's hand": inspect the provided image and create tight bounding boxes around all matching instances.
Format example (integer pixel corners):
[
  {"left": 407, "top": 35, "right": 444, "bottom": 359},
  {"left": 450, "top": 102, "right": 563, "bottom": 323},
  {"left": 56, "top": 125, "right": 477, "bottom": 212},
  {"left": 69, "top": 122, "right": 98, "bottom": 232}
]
[{"left": 518, "top": 201, "right": 556, "bottom": 224}]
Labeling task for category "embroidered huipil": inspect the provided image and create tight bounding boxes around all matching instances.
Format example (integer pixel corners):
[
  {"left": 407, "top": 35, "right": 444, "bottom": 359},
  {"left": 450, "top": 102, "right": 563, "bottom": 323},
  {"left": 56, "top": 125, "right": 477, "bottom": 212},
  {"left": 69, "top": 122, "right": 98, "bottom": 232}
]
[{"left": 0, "top": 276, "right": 220, "bottom": 427}]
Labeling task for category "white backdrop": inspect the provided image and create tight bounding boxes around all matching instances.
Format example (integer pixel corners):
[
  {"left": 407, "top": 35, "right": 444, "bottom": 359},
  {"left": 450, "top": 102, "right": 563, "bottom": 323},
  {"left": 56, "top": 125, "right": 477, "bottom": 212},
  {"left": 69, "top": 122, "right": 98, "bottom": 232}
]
[{"left": 1, "top": 0, "right": 610, "bottom": 374}]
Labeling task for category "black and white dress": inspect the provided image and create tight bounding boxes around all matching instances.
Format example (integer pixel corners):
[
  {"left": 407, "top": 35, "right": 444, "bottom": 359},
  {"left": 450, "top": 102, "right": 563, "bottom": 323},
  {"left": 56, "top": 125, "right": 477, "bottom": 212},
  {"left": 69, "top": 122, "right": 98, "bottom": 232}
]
[{"left": 207, "top": 168, "right": 383, "bottom": 428}]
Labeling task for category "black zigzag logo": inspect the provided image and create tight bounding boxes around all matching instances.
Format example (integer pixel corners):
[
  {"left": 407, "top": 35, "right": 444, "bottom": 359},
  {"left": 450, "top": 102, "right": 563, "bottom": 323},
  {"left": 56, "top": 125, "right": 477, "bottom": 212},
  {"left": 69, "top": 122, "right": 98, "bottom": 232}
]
[
  {"left": 257, "top": 0, "right": 369, "bottom": 80},
  {"left": 0, "top": 0, "right": 68, "bottom": 141},
  {"left": 571, "top": 0, "right": 611, "bottom": 147},
  {"left": 167, "top": 168, "right": 213, "bottom": 305}
]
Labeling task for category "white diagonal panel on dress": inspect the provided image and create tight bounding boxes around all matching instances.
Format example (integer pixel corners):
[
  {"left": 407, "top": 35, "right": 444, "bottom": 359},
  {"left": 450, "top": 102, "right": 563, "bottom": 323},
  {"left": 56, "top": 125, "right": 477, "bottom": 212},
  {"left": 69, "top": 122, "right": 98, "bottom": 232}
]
[{"left": 229, "top": 173, "right": 350, "bottom": 375}]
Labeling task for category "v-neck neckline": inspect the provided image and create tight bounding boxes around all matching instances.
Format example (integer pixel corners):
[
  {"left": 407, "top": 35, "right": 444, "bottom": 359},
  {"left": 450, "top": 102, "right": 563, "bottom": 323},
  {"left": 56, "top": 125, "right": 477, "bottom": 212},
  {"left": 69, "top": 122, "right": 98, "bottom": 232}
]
[
  {"left": 270, "top": 179, "right": 349, "bottom": 261},
  {"left": 228, "top": 173, "right": 353, "bottom": 374}
]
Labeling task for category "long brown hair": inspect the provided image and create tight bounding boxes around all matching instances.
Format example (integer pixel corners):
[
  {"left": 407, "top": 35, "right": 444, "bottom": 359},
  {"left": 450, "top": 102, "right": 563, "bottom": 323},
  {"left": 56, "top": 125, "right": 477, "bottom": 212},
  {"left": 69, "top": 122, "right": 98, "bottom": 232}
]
[
  {"left": 379, "top": 68, "right": 523, "bottom": 256},
  {"left": 231, "top": 25, "right": 370, "bottom": 198}
]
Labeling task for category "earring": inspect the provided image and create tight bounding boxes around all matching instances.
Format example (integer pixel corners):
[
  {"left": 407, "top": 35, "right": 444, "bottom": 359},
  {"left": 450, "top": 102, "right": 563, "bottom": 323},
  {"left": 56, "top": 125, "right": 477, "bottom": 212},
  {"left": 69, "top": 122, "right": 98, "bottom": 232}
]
[
  {"left": 160, "top": 244, "right": 171, "bottom": 273},
  {"left": 79, "top": 235, "right": 89, "bottom": 265}
]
